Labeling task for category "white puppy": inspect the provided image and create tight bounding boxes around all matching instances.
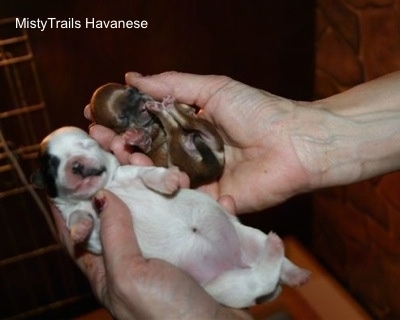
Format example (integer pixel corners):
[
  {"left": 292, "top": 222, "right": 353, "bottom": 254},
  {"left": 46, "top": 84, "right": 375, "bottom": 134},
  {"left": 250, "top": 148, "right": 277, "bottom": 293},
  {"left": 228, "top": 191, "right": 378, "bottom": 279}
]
[{"left": 32, "top": 126, "right": 310, "bottom": 308}]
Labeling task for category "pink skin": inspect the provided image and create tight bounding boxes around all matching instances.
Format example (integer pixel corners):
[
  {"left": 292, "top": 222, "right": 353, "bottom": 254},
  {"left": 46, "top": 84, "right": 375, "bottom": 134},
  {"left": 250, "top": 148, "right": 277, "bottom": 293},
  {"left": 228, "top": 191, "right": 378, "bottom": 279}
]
[
  {"left": 123, "top": 128, "right": 153, "bottom": 153},
  {"left": 181, "top": 212, "right": 245, "bottom": 285},
  {"left": 264, "top": 233, "right": 284, "bottom": 259},
  {"left": 64, "top": 156, "right": 105, "bottom": 198},
  {"left": 280, "top": 259, "right": 311, "bottom": 286},
  {"left": 145, "top": 95, "right": 176, "bottom": 113}
]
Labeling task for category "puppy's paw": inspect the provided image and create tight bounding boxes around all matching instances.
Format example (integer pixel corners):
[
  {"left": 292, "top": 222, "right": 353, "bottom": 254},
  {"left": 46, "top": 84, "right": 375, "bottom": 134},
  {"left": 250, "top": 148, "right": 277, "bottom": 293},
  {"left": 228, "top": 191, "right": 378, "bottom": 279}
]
[
  {"left": 162, "top": 166, "right": 189, "bottom": 194},
  {"left": 123, "top": 129, "right": 152, "bottom": 152},
  {"left": 162, "top": 95, "right": 176, "bottom": 109},
  {"left": 68, "top": 211, "right": 94, "bottom": 244},
  {"left": 145, "top": 100, "right": 164, "bottom": 113},
  {"left": 280, "top": 259, "right": 311, "bottom": 287},
  {"left": 282, "top": 267, "right": 311, "bottom": 287}
]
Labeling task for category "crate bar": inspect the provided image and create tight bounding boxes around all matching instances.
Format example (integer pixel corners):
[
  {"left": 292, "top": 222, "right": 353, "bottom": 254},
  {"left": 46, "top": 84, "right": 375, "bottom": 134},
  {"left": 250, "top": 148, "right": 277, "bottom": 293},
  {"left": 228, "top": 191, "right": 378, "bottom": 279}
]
[
  {"left": 0, "top": 35, "right": 28, "bottom": 46},
  {"left": 0, "top": 102, "right": 45, "bottom": 119},
  {"left": 0, "top": 54, "right": 33, "bottom": 67}
]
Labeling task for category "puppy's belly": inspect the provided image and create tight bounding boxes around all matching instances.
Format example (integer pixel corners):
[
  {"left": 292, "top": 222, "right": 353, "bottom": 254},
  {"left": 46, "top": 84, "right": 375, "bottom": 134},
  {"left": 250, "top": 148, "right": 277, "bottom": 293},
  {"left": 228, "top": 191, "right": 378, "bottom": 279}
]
[{"left": 110, "top": 184, "right": 245, "bottom": 285}]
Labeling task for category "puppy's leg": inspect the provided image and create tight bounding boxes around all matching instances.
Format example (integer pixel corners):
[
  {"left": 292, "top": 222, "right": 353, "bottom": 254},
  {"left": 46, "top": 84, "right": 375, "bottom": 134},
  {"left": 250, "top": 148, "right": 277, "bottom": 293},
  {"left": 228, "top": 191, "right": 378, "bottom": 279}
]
[
  {"left": 235, "top": 225, "right": 310, "bottom": 290},
  {"left": 118, "top": 165, "right": 189, "bottom": 194},
  {"left": 237, "top": 223, "right": 310, "bottom": 288},
  {"left": 280, "top": 258, "right": 311, "bottom": 286},
  {"left": 68, "top": 210, "right": 94, "bottom": 244},
  {"left": 145, "top": 99, "right": 182, "bottom": 155},
  {"left": 204, "top": 231, "right": 285, "bottom": 308},
  {"left": 146, "top": 98, "right": 223, "bottom": 186},
  {"left": 163, "top": 97, "right": 223, "bottom": 154},
  {"left": 145, "top": 100, "right": 202, "bottom": 183},
  {"left": 162, "top": 97, "right": 225, "bottom": 185},
  {"left": 141, "top": 166, "right": 189, "bottom": 194}
]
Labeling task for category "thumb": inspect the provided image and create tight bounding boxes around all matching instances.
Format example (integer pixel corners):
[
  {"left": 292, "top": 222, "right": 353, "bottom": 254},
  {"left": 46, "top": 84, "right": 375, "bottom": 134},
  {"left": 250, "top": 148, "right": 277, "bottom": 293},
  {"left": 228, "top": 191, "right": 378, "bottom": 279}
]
[
  {"left": 93, "top": 189, "right": 143, "bottom": 273},
  {"left": 125, "top": 71, "right": 230, "bottom": 107}
]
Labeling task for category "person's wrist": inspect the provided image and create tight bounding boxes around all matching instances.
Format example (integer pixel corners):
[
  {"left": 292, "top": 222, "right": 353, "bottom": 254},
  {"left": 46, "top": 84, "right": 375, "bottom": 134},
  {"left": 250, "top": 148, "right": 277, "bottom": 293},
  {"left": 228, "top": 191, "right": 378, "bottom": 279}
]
[
  {"left": 314, "top": 99, "right": 400, "bottom": 187},
  {"left": 291, "top": 99, "right": 400, "bottom": 190},
  {"left": 288, "top": 101, "right": 352, "bottom": 191}
]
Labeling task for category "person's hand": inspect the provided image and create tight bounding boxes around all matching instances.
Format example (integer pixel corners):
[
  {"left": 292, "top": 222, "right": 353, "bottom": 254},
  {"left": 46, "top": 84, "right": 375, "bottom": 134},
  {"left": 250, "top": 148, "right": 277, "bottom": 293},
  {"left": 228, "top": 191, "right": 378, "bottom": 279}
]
[
  {"left": 88, "top": 71, "right": 400, "bottom": 213},
  {"left": 50, "top": 189, "right": 249, "bottom": 320},
  {"left": 120, "top": 72, "right": 320, "bottom": 213},
  {"left": 85, "top": 72, "right": 316, "bottom": 213}
]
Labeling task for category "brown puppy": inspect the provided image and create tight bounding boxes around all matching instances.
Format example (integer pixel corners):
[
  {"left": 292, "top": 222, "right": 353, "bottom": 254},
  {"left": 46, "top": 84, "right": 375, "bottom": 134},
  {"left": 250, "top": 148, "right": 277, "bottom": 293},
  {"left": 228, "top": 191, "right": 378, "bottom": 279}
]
[{"left": 90, "top": 83, "right": 224, "bottom": 187}]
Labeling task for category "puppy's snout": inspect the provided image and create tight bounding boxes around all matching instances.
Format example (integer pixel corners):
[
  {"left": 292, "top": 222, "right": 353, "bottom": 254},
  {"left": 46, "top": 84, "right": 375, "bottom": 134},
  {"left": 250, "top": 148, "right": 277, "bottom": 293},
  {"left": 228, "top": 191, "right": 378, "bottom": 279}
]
[{"left": 72, "top": 161, "right": 106, "bottom": 178}]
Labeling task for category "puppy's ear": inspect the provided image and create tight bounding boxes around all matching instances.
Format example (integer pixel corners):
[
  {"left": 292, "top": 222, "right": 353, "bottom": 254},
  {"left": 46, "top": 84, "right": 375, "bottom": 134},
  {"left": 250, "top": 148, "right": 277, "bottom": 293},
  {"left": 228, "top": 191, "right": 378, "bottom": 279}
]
[{"left": 31, "top": 170, "right": 45, "bottom": 189}]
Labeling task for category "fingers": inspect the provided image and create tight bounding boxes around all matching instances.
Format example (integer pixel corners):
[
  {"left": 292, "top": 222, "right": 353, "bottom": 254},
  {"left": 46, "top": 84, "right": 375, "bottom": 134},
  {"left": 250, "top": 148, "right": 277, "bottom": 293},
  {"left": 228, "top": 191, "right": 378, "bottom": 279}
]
[
  {"left": 178, "top": 171, "right": 191, "bottom": 189},
  {"left": 49, "top": 201, "right": 106, "bottom": 295},
  {"left": 129, "top": 152, "right": 154, "bottom": 166},
  {"left": 87, "top": 125, "right": 129, "bottom": 164},
  {"left": 217, "top": 195, "right": 237, "bottom": 215},
  {"left": 125, "top": 71, "right": 231, "bottom": 108},
  {"left": 94, "top": 190, "right": 144, "bottom": 274},
  {"left": 88, "top": 125, "right": 155, "bottom": 166},
  {"left": 84, "top": 104, "right": 92, "bottom": 120},
  {"left": 85, "top": 104, "right": 133, "bottom": 163},
  {"left": 88, "top": 125, "right": 118, "bottom": 151},
  {"left": 88, "top": 125, "right": 129, "bottom": 163}
]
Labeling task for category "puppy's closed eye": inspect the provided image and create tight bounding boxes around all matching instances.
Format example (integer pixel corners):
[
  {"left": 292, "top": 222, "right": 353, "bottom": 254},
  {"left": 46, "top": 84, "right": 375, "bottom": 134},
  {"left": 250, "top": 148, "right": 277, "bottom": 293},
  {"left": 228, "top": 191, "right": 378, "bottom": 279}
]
[{"left": 79, "top": 139, "right": 97, "bottom": 149}]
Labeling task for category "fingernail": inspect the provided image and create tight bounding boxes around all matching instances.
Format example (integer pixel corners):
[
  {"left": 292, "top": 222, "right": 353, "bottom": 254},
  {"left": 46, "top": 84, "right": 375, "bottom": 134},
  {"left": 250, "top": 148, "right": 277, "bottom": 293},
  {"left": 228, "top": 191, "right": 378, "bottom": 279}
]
[
  {"left": 125, "top": 71, "right": 143, "bottom": 79},
  {"left": 93, "top": 190, "right": 106, "bottom": 214}
]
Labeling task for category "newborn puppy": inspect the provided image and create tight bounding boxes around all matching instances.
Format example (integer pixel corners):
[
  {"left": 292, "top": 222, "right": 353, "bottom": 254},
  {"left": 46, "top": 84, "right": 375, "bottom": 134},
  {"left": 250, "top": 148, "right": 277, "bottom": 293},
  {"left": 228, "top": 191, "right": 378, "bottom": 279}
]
[
  {"left": 89, "top": 83, "right": 224, "bottom": 187},
  {"left": 32, "top": 127, "right": 310, "bottom": 308}
]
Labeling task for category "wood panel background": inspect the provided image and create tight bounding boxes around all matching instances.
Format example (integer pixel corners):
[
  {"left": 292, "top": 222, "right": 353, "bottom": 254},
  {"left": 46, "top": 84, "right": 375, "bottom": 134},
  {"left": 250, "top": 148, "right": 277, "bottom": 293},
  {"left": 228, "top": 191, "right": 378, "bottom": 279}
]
[{"left": 313, "top": 0, "right": 400, "bottom": 318}]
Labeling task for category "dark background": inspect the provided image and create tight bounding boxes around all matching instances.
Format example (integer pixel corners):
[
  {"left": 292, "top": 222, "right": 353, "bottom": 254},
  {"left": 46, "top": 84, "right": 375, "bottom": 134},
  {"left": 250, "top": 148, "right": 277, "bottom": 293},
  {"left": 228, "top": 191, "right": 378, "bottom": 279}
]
[
  {"left": 0, "top": 1, "right": 315, "bottom": 318},
  {"left": 0, "top": 0, "right": 315, "bottom": 129}
]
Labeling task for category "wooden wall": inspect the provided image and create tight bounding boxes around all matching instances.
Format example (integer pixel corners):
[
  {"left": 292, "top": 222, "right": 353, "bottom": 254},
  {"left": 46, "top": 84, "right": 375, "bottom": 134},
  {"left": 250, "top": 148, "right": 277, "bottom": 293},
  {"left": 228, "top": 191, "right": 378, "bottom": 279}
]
[
  {"left": 0, "top": 0, "right": 315, "bottom": 130},
  {"left": 313, "top": 0, "right": 400, "bottom": 318}
]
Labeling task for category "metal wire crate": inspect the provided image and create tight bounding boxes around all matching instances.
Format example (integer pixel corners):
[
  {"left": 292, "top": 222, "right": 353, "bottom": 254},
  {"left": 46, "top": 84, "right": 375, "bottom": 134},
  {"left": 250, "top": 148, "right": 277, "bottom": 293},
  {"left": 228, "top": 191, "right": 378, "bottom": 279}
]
[{"left": 0, "top": 17, "right": 97, "bottom": 320}]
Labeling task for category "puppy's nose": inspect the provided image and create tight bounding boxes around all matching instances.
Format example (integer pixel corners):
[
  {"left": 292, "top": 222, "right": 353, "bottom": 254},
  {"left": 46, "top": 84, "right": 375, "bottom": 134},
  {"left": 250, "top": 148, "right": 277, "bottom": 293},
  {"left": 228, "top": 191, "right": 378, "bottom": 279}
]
[{"left": 72, "top": 162, "right": 106, "bottom": 178}]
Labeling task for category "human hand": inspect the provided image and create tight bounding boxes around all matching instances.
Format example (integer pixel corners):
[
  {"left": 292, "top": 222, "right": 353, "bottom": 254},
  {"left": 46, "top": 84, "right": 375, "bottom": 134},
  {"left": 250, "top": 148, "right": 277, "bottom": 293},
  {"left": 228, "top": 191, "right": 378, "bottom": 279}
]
[
  {"left": 84, "top": 72, "right": 315, "bottom": 213},
  {"left": 50, "top": 189, "right": 248, "bottom": 320},
  {"left": 121, "top": 72, "right": 319, "bottom": 213},
  {"left": 92, "top": 71, "right": 400, "bottom": 213}
]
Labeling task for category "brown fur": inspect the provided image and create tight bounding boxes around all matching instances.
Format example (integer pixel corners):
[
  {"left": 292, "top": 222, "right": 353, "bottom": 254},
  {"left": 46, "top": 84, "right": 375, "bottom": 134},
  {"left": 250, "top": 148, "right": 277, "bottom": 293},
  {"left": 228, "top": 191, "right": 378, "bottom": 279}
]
[{"left": 90, "top": 83, "right": 224, "bottom": 187}]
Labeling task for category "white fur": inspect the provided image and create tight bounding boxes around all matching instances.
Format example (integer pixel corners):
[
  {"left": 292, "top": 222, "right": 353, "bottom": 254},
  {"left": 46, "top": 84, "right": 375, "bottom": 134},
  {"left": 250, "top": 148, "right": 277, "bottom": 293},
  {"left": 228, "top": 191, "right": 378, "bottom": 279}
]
[{"left": 44, "top": 126, "right": 310, "bottom": 308}]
